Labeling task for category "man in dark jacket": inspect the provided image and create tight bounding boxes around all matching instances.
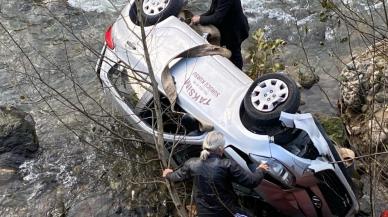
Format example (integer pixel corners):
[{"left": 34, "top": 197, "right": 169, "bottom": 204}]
[
  {"left": 163, "top": 131, "right": 268, "bottom": 217},
  {"left": 191, "top": 0, "right": 250, "bottom": 69}
]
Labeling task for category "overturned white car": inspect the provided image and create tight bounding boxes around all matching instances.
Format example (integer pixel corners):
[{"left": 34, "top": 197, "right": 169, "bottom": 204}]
[{"left": 96, "top": 0, "right": 359, "bottom": 216}]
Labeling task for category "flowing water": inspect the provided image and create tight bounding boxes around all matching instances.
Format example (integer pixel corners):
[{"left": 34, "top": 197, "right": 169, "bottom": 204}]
[{"left": 0, "top": 0, "right": 385, "bottom": 216}]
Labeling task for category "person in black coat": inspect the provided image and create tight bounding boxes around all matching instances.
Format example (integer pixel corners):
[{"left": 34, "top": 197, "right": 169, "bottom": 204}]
[
  {"left": 163, "top": 131, "right": 269, "bottom": 217},
  {"left": 191, "top": 0, "right": 250, "bottom": 69}
]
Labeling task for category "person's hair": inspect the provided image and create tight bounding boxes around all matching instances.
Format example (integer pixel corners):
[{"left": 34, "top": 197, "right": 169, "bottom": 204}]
[{"left": 200, "top": 131, "right": 225, "bottom": 160}]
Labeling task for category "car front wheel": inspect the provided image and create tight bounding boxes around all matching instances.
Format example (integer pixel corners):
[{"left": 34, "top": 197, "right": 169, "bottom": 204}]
[
  {"left": 242, "top": 73, "right": 300, "bottom": 128},
  {"left": 129, "top": 0, "right": 185, "bottom": 26}
]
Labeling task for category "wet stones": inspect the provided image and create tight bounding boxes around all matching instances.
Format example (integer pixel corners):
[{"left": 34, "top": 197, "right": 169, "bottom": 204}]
[
  {"left": 339, "top": 39, "right": 388, "bottom": 152},
  {"left": 375, "top": 91, "right": 388, "bottom": 103},
  {"left": 0, "top": 168, "right": 17, "bottom": 185},
  {"left": 0, "top": 106, "right": 39, "bottom": 169},
  {"left": 297, "top": 67, "right": 320, "bottom": 89}
]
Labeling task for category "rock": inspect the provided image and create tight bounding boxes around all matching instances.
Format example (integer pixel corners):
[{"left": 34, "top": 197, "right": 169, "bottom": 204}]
[
  {"left": 339, "top": 66, "right": 364, "bottom": 110},
  {"left": 0, "top": 106, "right": 39, "bottom": 168},
  {"left": 375, "top": 59, "right": 386, "bottom": 69},
  {"left": 350, "top": 126, "right": 361, "bottom": 135},
  {"left": 361, "top": 105, "right": 369, "bottom": 113},
  {"left": 300, "top": 99, "right": 306, "bottom": 106},
  {"left": 66, "top": 193, "right": 118, "bottom": 217},
  {"left": 297, "top": 67, "right": 319, "bottom": 89},
  {"left": 346, "top": 62, "right": 357, "bottom": 70},
  {"left": 375, "top": 91, "right": 388, "bottom": 103},
  {"left": 359, "top": 195, "right": 372, "bottom": 215},
  {"left": 0, "top": 167, "right": 17, "bottom": 184},
  {"left": 369, "top": 109, "right": 388, "bottom": 144},
  {"left": 351, "top": 177, "right": 363, "bottom": 199}
]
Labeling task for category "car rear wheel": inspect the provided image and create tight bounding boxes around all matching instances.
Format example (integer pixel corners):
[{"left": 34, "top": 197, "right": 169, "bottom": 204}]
[
  {"left": 242, "top": 73, "right": 300, "bottom": 127},
  {"left": 129, "top": 0, "right": 184, "bottom": 26}
]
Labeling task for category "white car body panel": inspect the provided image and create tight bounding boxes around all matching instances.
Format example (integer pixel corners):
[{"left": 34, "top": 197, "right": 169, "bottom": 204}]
[
  {"left": 113, "top": 6, "right": 208, "bottom": 90},
  {"left": 172, "top": 56, "right": 272, "bottom": 157}
]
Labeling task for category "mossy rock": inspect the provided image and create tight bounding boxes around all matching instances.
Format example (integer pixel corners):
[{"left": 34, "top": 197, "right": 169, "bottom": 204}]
[{"left": 314, "top": 113, "right": 346, "bottom": 146}]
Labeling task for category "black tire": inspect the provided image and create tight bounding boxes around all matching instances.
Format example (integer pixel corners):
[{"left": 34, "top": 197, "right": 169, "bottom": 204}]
[
  {"left": 242, "top": 73, "right": 300, "bottom": 127},
  {"left": 129, "top": 0, "right": 184, "bottom": 26}
]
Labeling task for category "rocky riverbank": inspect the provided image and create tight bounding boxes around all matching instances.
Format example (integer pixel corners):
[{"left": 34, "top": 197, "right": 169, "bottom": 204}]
[
  {"left": 339, "top": 39, "right": 388, "bottom": 215},
  {"left": 340, "top": 40, "right": 388, "bottom": 153},
  {"left": 0, "top": 0, "right": 171, "bottom": 216},
  {"left": 0, "top": 105, "right": 170, "bottom": 216}
]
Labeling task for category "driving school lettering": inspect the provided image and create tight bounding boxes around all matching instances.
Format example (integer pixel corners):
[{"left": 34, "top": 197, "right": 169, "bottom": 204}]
[
  {"left": 193, "top": 72, "right": 220, "bottom": 97},
  {"left": 183, "top": 72, "right": 221, "bottom": 106}
]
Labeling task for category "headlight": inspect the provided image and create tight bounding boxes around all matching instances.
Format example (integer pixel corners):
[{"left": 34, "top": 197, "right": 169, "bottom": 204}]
[{"left": 250, "top": 154, "right": 295, "bottom": 187}]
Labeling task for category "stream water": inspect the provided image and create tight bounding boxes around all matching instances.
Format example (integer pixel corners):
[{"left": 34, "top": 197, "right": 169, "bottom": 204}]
[{"left": 0, "top": 0, "right": 385, "bottom": 216}]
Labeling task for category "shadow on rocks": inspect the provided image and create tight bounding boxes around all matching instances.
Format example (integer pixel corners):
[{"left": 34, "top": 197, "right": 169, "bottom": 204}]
[{"left": 0, "top": 106, "right": 39, "bottom": 181}]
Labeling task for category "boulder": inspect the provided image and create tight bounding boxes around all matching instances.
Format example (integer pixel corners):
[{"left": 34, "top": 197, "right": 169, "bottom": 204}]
[
  {"left": 297, "top": 67, "right": 320, "bottom": 89},
  {"left": 0, "top": 106, "right": 39, "bottom": 168},
  {"left": 285, "top": 65, "right": 319, "bottom": 89}
]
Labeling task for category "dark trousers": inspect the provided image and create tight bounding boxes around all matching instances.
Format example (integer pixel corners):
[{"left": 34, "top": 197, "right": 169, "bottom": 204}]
[
  {"left": 222, "top": 39, "right": 243, "bottom": 70},
  {"left": 229, "top": 45, "right": 243, "bottom": 70}
]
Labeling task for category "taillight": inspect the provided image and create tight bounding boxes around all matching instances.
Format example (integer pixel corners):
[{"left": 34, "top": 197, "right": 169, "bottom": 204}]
[{"left": 105, "top": 25, "right": 115, "bottom": 49}]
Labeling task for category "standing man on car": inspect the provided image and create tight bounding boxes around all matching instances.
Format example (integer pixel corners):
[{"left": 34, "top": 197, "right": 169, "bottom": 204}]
[
  {"left": 162, "top": 131, "right": 269, "bottom": 217},
  {"left": 190, "top": 0, "right": 250, "bottom": 69}
]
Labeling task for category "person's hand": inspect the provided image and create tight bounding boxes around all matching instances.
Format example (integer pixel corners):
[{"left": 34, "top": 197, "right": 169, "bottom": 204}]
[
  {"left": 257, "top": 163, "right": 269, "bottom": 172},
  {"left": 162, "top": 168, "right": 173, "bottom": 177},
  {"left": 191, "top": 15, "right": 200, "bottom": 25}
]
